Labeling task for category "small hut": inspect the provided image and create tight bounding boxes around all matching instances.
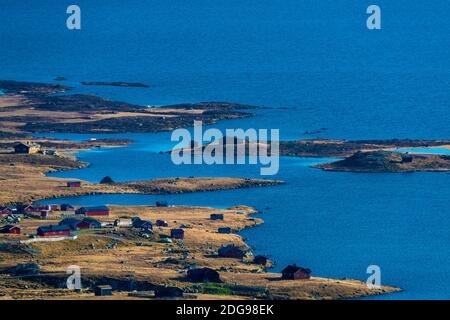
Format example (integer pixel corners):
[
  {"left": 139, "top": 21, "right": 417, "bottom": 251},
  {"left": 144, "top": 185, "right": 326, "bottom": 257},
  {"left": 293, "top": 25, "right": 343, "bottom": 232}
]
[
  {"left": 94, "top": 285, "right": 112, "bottom": 296},
  {"left": 210, "top": 213, "right": 224, "bottom": 221},
  {"left": 281, "top": 264, "right": 312, "bottom": 280},
  {"left": 170, "top": 228, "right": 184, "bottom": 240},
  {"left": 218, "top": 227, "right": 231, "bottom": 234},
  {"left": 154, "top": 286, "right": 183, "bottom": 298},
  {"left": 67, "top": 181, "right": 81, "bottom": 188},
  {"left": 187, "top": 268, "right": 221, "bottom": 283},
  {"left": 156, "top": 219, "right": 169, "bottom": 227}
]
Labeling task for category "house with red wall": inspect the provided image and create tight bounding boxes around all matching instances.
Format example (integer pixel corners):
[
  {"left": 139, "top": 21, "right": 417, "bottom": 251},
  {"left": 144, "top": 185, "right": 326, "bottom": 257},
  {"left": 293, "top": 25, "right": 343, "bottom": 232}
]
[
  {"left": 24, "top": 205, "right": 50, "bottom": 214},
  {"left": 0, "top": 207, "right": 14, "bottom": 215},
  {"left": 59, "top": 217, "right": 102, "bottom": 230},
  {"left": 67, "top": 181, "right": 81, "bottom": 188},
  {"left": 0, "top": 225, "right": 21, "bottom": 234},
  {"left": 77, "top": 217, "right": 102, "bottom": 229},
  {"left": 37, "top": 225, "right": 71, "bottom": 237},
  {"left": 75, "top": 205, "right": 109, "bottom": 217}
]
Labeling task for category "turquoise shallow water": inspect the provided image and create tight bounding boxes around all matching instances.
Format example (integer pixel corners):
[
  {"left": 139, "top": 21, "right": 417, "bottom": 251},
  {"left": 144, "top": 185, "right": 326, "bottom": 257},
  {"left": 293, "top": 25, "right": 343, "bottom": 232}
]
[
  {"left": 2, "top": 0, "right": 450, "bottom": 299},
  {"left": 394, "top": 148, "right": 450, "bottom": 155}
]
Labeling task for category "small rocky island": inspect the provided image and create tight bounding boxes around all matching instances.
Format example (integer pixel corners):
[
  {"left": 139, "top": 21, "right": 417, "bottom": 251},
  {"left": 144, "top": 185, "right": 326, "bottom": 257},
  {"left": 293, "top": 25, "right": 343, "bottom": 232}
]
[
  {"left": 80, "top": 81, "right": 149, "bottom": 88},
  {"left": 314, "top": 151, "right": 450, "bottom": 173}
]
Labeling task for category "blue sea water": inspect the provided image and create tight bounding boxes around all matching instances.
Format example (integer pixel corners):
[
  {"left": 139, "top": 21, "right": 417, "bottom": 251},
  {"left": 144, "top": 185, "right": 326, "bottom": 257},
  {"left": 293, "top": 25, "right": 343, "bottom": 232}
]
[{"left": 2, "top": 1, "right": 450, "bottom": 299}]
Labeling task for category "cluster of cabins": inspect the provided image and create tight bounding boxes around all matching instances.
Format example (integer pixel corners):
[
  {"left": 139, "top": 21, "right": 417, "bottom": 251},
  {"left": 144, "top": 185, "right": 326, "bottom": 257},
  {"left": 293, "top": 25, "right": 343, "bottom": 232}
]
[
  {"left": 0, "top": 204, "right": 110, "bottom": 237},
  {"left": 0, "top": 204, "right": 108, "bottom": 220},
  {"left": 37, "top": 205, "right": 110, "bottom": 237},
  {"left": 1, "top": 201, "right": 185, "bottom": 240},
  {"left": 2, "top": 199, "right": 313, "bottom": 287}
]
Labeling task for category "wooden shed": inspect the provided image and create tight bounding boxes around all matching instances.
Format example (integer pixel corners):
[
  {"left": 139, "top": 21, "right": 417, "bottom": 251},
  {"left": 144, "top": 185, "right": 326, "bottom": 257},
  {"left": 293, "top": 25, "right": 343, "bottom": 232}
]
[
  {"left": 170, "top": 228, "right": 184, "bottom": 239},
  {"left": 76, "top": 205, "right": 109, "bottom": 217},
  {"left": 0, "top": 225, "right": 21, "bottom": 235},
  {"left": 210, "top": 213, "right": 224, "bottom": 221},
  {"left": 94, "top": 285, "right": 112, "bottom": 296},
  {"left": 37, "top": 225, "right": 71, "bottom": 237},
  {"left": 187, "top": 268, "right": 221, "bottom": 283}
]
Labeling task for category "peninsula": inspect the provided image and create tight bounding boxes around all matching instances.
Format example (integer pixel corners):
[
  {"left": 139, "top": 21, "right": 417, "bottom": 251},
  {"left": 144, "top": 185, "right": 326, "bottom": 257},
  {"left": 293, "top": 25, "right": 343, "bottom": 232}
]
[{"left": 0, "top": 80, "right": 256, "bottom": 134}]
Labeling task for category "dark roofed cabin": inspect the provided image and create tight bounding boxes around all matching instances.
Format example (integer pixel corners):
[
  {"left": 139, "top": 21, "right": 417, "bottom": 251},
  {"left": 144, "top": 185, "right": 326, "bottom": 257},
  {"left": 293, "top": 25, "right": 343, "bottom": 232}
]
[
  {"left": 132, "top": 218, "right": 153, "bottom": 230},
  {"left": 94, "top": 285, "right": 112, "bottom": 296},
  {"left": 170, "top": 228, "right": 184, "bottom": 239},
  {"left": 37, "top": 225, "right": 71, "bottom": 237},
  {"left": 0, "top": 207, "right": 14, "bottom": 215},
  {"left": 187, "top": 268, "right": 221, "bottom": 283},
  {"left": 210, "top": 213, "right": 224, "bottom": 221},
  {"left": 253, "top": 255, "right": 268, "bottom": 266},
  {"left": 23, "top": 205, "right": 49, "bottom": 214},
  {"left": 67, "top": 181, "right": 81, "bottom": 188},
  {"left": 40, "top": 210, "right": 50, "bottom": 219},
  {"left": 79, "top": 217, "right": 102, "bottom": 229},
  {"left": 155, "top": 286, "right": 183, "bottom": 298},
  {"left": 0, "top": 225, "right": 21, "bottom": 234},
  {"left": 59, "top": 218, "right": 82, "bottom": 230},
  {"left": 156, "top": 219, "right": 168, "bottom": 227},
  {"left": 75, "top": 205, "right": 109, "bottom": 217},
  {"left": 60, "top": 204, "right": 75, "bottom": 211},
  {"left": 281, "top": 264, "right": 312, "bottom": 280},
  {"left": 218, "top": 227, "right": 231, "bottom": 234}
]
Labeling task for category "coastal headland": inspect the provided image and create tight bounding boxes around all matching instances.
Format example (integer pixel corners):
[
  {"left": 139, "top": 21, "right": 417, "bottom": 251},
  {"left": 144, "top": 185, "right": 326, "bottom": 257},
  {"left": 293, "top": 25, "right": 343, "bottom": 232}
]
[{"left": 0, "top": 142, "right": 282, "bottom": 206}]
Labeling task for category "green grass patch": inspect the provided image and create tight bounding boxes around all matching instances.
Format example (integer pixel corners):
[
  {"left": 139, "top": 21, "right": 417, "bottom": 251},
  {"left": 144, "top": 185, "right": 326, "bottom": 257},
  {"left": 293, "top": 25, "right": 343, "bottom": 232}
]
[{"left": 198, "top": 282, "right": 234, "bottom": 296}]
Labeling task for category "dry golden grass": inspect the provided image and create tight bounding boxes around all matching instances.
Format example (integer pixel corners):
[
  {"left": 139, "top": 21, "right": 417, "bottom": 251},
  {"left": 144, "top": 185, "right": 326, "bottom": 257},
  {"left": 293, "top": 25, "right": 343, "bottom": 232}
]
[{"left": 0, "top": 205, "right": 400, "bottom": 300}]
